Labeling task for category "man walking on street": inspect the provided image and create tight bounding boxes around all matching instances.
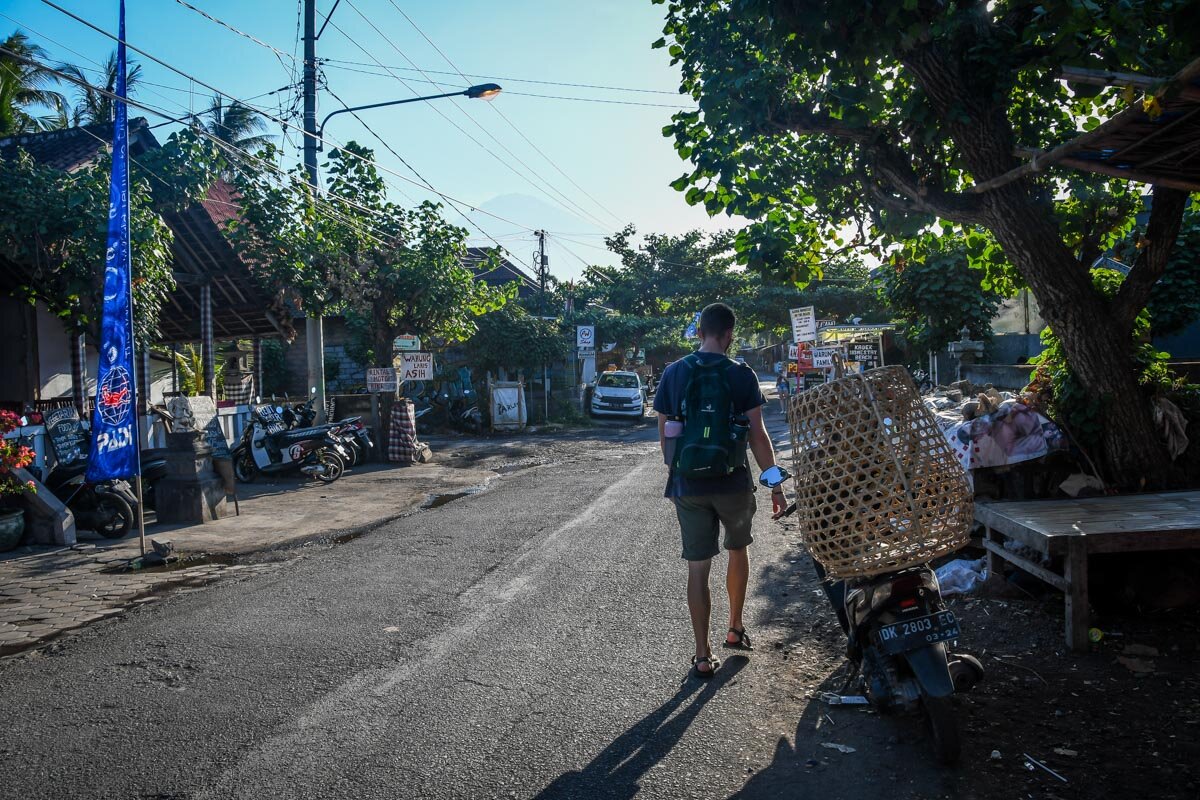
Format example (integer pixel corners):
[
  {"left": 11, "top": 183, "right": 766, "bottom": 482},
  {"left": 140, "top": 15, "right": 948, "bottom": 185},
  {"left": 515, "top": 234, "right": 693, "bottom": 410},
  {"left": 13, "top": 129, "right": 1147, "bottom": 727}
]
[{"left": 654, "top": 303, "right": 789, "bottom": 678}]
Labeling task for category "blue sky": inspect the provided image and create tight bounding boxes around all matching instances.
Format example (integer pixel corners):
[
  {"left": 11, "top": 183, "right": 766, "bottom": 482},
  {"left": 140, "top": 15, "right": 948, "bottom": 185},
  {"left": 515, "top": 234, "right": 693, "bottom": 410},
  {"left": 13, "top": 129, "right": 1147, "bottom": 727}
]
[{"left": 3, "top": 0, "right": 739, "bottom": 279}]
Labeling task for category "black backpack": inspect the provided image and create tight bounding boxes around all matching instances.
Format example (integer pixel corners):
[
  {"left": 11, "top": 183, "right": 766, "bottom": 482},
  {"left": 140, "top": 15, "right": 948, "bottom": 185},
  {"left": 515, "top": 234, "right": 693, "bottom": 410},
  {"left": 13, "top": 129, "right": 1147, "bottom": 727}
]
[{"left": 671, "top": 354, "right": 748, "bottom": 478}]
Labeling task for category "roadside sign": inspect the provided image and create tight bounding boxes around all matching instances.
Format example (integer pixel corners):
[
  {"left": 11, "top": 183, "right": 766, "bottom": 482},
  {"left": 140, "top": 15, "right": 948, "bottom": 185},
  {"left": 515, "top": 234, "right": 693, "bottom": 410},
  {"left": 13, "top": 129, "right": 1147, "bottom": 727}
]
[
  {"left": 366, "top": 367, "right": 398, "bottom": 393},
  {"left": 803, "top": 372, "right": 826, "bottom": 390},
  {"left": 790, "top": 306, "right": 816, "bottom": 343},
  {"left": 577, "top": 347, "right": 596, "bottom": 358},
  {"left": 812, "top": 346, "right": 843, "bottom": 369},
  {"left": 399, "top": 352, "right": 434, "bottom": 382},
  {"left": 849, "top": 342, "right": 881, "bottom": 369},
  {"left": 576, "top": 325, "right": 595, "bottom": 348},
  {"left": 787, "top": 343, "right": 798, "bottom": 361},
  {"left": 817, "top": 318, "right": 836, "bottom": 330},
  {"left": 392, "top": 334, "right": 421, "bottom": 351}
]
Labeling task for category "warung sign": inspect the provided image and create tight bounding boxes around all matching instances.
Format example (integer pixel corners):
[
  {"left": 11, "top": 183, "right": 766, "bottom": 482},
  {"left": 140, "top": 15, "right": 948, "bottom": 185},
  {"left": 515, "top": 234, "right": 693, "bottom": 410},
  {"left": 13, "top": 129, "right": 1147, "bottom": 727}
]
[{"left": 400, "top": 352, "right": 435, "bottom": 382}]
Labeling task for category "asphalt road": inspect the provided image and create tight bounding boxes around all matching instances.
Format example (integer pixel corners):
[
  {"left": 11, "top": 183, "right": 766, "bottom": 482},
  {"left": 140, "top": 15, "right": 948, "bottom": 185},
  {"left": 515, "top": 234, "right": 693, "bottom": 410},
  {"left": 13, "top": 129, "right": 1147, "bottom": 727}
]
[{"left": 0, "top": 418, "right": 975, "bottom": 800}]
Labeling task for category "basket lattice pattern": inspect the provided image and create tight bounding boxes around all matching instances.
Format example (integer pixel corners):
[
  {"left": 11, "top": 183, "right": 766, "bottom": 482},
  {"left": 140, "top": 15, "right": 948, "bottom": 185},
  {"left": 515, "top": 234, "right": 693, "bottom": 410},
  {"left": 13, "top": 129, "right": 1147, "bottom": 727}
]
[{"left": 787, "top": 366, "right": 972, "bottom": 579}]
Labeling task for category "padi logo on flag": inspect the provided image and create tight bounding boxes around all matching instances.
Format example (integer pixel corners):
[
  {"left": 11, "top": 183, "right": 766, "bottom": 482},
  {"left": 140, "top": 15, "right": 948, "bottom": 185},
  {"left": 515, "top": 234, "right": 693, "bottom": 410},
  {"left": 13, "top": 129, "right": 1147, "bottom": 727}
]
[{"left": 97, "top": 366, "right": 133, "bottom": 427}]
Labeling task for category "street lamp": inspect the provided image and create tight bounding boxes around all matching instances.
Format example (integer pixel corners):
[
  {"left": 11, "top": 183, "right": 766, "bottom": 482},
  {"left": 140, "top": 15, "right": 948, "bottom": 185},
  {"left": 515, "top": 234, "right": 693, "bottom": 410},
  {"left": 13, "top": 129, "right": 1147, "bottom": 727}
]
[{"left": 316, "top": 83, "right": 502, "bottom": 149}]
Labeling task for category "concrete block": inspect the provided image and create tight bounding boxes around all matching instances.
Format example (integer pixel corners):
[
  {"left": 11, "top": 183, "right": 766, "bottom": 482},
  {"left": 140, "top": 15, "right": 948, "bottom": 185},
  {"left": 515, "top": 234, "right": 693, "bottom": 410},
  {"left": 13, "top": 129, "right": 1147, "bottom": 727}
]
[{"left": 12, "top": 467, "right": 76, "bottom": 546}]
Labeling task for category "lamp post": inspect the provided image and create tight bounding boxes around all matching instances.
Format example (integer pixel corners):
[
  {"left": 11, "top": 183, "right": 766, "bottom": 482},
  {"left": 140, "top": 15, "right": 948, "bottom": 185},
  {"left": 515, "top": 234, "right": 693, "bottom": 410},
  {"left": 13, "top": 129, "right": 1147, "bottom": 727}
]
[
  {"left": 299, "top": 23, "right": 501, "bottom": 424},
  {"left": 317, "top": 83, "right": 502, "bottom": 148}
]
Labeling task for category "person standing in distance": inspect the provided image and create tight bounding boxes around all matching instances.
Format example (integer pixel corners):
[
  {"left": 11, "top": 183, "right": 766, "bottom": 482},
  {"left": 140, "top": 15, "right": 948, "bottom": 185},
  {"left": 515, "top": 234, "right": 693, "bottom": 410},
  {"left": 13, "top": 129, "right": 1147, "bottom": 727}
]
[{"left": 654, "top": 303, "right": 789, "bottom": 678}]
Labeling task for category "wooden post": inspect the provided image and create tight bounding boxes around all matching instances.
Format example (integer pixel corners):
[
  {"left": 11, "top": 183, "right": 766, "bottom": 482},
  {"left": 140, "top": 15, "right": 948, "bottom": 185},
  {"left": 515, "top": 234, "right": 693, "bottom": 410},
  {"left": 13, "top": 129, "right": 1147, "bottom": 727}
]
[
  {"left": 253, "top": 337, "right": 263, "bottom": 401},
  {"left": 984, "top": 526, "right": 999, "bottom": 580},
  {"left": 1065, "top": 537, "right": 1090, "bottom": 652},
  {"left": 71, "top": 332, "right": 88, "bottom": 416},
  {"left": 200, "top": 284, "right": 215, "bottom": 399}
]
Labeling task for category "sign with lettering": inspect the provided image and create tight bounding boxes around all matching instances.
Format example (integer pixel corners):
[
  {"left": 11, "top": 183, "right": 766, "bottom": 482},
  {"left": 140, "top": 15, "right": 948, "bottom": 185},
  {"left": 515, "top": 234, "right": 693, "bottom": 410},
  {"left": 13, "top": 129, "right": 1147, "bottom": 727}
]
[
  {"left": 849, "top": 342, "right": 882, "bottom": 370},
  {"left": 399, "top": 352, "right": 434, "bottom": 382},
  {"left": 577, "top": 347, "right": 596, "bottom": 358},
  {"left": 576, "top": 325, "right": 595, "bottom": 348},
  {"left": 202, "top": 415, "right": 231, "bottom": 460},
  {"left": 44, "top": 406, "right": 87, "bottom": 466},
  {"left": 366, "top": 368, "right": 399, "bottom": 393},
  {"left": 817, "top": 318, "right": 836, "bottom": 330},
  {"left": 790, "top": 306, "right": 817, "bottom": 343},
  {"left": 787, "top": 343, "right": 798, "bottom": 361},
  {"left": 803, "top": 372, "right": 826, "bottom": 390},
  {"left": 813, "top": 346, "right": 843, "bottom": 369},
  {"left": 392, "top": 334, "right": 421, "bottom": 352}
]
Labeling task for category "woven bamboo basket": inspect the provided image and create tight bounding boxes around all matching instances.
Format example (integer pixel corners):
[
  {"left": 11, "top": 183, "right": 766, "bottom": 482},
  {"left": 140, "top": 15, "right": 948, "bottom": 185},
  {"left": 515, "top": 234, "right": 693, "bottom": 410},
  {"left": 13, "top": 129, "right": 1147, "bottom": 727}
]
[{"left": 787, "top": 366, "right": 972, "bottom": 579}]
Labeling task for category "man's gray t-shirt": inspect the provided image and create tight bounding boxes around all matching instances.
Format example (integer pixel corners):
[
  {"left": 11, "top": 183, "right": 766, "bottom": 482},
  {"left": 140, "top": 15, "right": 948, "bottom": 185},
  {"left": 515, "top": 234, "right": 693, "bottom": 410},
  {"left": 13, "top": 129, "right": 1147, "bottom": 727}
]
[{"left": 653, "top": 353, "right": 766, "bottom": 497}]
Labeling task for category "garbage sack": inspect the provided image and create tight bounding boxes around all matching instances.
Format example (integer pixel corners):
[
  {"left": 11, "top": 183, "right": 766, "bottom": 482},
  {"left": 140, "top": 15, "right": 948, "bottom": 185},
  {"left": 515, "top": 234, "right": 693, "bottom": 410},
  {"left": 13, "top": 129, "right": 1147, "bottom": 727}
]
[{"left": 936, "top": 557, "right": 988, "bottom": 595}]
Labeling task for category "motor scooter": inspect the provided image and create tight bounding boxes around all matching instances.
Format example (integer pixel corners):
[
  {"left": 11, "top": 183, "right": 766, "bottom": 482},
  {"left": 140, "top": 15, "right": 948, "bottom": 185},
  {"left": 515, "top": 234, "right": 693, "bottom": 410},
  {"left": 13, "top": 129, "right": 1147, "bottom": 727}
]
[
  {"left": 288, "top": 396, "right": 374, "bottom": 466},
  {"left": 771, "top": 467, "right": 984, "bottom": 765},
  {"left": 231, "top": 403, "right": 344, "bottom": 483}
]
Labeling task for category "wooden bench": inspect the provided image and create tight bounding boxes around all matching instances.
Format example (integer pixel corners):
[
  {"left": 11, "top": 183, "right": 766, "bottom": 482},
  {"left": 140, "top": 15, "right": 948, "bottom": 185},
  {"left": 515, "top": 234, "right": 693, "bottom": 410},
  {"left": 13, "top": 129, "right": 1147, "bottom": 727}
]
[{"left": 974, "top": 492, "right": 1200, "bottom": 651}]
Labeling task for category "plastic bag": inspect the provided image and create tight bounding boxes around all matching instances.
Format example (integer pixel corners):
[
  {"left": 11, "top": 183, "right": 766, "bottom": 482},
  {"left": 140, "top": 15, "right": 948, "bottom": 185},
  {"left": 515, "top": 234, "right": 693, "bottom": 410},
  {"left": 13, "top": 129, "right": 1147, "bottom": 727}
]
[{"left": 936, "top": 557, "right": 988, "bottom": 596}]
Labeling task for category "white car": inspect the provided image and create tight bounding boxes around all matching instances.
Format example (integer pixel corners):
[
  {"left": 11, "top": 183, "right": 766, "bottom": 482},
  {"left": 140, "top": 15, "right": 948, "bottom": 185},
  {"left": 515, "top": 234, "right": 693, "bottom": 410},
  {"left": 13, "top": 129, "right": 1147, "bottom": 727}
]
[{"left": 590, "top": 371, "right": 647, "bottom": 419}]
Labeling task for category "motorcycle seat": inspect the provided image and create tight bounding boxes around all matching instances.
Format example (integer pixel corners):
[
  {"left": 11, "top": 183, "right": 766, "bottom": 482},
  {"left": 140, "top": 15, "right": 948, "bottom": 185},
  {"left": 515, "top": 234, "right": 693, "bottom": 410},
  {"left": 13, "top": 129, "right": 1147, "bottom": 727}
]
[{"left": 273, "top": 426, "right": 330, "bottom": 445}]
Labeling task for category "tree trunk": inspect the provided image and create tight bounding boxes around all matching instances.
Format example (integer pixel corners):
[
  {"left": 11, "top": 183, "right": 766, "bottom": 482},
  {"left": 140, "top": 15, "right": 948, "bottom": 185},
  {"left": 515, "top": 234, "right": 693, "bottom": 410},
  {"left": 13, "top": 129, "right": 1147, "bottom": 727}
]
[{"left": 985, "top": 192, "right": 1173, "bottom": 488}]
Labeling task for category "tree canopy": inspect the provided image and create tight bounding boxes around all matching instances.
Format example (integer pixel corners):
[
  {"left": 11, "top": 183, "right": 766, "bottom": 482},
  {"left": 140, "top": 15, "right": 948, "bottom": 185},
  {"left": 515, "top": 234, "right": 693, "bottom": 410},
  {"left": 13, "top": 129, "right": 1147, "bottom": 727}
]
[{"left": 655, "top": 0, "right": 1199, "bottom": 485}]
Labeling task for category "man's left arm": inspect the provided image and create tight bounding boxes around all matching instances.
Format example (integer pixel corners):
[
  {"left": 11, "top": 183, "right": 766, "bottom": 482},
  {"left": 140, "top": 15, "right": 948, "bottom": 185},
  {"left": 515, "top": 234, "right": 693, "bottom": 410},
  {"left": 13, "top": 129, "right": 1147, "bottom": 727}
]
[{"left": 746, "top": 406, "right": 788, "bottom": 516}]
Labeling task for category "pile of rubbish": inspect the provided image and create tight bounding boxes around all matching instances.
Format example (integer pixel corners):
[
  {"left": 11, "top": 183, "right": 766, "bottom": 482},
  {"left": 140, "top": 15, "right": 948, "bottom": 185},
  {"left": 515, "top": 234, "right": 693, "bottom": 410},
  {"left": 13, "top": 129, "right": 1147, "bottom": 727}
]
[{"left": 922, "top": 380, "right": 1068, "bottom": 473}]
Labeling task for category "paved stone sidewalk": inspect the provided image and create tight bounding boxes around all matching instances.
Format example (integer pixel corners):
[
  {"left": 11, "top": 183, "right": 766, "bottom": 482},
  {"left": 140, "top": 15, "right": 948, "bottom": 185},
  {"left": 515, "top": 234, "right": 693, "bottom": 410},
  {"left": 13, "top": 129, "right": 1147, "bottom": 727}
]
[{"left": 0, "top": 544, "right": 276, "bottom": 657}]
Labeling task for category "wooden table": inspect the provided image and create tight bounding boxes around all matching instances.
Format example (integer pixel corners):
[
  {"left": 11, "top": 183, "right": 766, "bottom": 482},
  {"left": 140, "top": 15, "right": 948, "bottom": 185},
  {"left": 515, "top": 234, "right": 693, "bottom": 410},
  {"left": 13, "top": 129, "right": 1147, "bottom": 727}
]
[{"left": 975, "top": 492, "right": 1200, "bottom": 651}]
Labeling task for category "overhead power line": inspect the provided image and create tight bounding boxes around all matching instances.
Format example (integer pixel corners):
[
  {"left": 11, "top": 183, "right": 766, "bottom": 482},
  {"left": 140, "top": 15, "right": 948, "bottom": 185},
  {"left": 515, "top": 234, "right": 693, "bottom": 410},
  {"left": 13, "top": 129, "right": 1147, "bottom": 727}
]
[
  {"left": 334, "top": 0, "right": 614, "bottom": 231},
  {"left": 385, "top": 0, "right": 624, "bottom": 227},
  {"left": 28, "top": 2, "right": 543, "bottom": 236},
  {"left": 171, "top": 0, "right": 297, "bottom": 64},
  {"left": 317, "top": 56, "right": 682, "bottom": 96}
]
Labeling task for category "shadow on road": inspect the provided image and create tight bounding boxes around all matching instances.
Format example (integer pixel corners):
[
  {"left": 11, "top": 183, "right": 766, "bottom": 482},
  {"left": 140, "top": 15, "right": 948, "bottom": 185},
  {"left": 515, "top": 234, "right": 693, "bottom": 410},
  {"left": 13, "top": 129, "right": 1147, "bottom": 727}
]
[{"left": 534, "top": 655, "right": 750, "bottom": 800}]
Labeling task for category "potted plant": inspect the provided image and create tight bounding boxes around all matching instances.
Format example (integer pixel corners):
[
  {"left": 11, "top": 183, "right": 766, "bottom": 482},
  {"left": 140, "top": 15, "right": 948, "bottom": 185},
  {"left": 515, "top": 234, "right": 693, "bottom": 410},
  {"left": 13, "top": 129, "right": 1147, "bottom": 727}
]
[{"left": 0, "top": 410, "right": 37, "bottom": 552}]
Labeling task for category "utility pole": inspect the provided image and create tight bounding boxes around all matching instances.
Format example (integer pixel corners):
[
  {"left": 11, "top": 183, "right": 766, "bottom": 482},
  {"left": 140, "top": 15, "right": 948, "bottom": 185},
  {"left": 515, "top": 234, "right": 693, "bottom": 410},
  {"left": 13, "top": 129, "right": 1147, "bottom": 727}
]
[
  {"left": 535, "top": 230, "right": 549, "bottom": 422},
  {"left": 302, "top": 0, "right": 326, "bottom": 423}
]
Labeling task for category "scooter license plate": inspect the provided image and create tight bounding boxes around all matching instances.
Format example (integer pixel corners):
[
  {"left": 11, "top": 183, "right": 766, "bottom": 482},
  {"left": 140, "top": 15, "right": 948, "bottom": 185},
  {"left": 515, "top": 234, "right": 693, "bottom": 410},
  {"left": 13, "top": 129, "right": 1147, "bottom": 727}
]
[{"left": 876, "top": 611, "right": 960, "bottom": 655}]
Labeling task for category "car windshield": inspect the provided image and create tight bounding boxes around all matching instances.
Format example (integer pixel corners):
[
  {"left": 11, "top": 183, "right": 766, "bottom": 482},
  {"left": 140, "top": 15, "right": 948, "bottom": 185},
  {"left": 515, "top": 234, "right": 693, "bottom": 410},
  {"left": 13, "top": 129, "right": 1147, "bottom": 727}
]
[{"left": 598, "top": 374, "right": 639, "bottom": 389}]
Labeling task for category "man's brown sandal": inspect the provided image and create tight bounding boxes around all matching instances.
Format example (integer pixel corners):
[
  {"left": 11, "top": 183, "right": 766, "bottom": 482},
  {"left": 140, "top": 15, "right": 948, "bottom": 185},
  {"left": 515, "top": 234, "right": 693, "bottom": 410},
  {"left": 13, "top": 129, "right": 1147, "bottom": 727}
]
[
  {"left": 691, "top": 654, "right": 720, "bottom": 679},
  {"left": 722, "top": 627, "right": 753, "bottom": 651}
]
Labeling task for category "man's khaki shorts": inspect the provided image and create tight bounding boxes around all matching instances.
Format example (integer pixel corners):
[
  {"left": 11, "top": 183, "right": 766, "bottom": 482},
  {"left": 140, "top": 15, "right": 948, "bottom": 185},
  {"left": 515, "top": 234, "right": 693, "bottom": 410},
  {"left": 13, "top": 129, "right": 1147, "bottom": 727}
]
[{"left": 672, "top": 492, "right": 756, "bottom": 561}]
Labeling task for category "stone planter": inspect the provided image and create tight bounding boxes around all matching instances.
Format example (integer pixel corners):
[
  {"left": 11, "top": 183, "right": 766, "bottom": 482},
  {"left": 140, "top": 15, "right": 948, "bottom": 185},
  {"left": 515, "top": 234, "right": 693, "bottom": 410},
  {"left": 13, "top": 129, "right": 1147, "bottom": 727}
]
[{"left": 0, "top": 508, "right": 25, "bottom": 552}]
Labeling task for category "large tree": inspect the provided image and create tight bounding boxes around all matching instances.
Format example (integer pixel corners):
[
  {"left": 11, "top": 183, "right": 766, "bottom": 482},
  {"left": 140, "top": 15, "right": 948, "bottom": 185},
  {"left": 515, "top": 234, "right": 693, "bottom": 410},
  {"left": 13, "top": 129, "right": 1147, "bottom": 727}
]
[{"left": 656, "top": 0, "right": 1197, "bottom": 486}]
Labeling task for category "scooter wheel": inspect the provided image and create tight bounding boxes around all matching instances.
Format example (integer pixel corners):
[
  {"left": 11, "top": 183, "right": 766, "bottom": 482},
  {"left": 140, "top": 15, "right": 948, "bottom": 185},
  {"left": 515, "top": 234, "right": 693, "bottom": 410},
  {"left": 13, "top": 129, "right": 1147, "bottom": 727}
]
[
  {"left": 313, "top": 450, "right": 344, "bottom": 483},
  {"left": 923, "top": 695, "right": 961, "bottom": 765},
  {"left": 234, "top": 449, "right": 258, "bottom": 483},
  {"left": 91, "top": 492, "right": 134, "bottom": 539}
]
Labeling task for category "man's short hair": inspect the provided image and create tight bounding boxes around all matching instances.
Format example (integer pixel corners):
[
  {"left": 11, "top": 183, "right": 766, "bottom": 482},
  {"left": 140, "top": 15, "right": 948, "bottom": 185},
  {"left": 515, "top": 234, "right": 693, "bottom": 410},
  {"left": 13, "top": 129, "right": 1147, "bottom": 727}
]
[{"left": 698, "top": 303, "right": 736, "bottom": 337}]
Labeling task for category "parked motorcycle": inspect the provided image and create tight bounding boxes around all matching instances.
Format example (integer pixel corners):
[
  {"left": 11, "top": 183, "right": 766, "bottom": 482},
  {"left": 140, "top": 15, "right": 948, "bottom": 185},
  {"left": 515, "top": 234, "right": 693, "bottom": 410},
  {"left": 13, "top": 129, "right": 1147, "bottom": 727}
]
[
  {"left": 231, "top": 403, "right": 345, "bottom": 483},
  {"left": 774, "top": 477, "right": 984, "bottom": 764},
  {"left": 283, "top": 395, "right": 372, "bottom": 467},
  {"left": 42, "top": 459, "right": 138, "bottom": 539},
  {"left": 824, "top": 562, "right": 983, "bottom": 764}
]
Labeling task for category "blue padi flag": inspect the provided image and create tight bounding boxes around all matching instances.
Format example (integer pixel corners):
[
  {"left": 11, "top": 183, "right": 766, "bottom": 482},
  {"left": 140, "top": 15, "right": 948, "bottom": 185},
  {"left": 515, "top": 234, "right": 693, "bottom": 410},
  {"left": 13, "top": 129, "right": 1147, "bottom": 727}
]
[
  {"left": 684, "top": 311, "right": 701, "bottom": 339},
  {"left": 86, "top": 0, "right": 140, "bottom": 483}
]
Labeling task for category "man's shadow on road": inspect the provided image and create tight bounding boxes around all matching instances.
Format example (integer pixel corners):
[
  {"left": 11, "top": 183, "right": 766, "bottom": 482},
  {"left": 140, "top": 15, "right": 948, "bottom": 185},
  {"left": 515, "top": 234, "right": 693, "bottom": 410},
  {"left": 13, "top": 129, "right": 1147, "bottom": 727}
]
[{"left": 534, "top": 655, "right": 749, "bottom": 800}]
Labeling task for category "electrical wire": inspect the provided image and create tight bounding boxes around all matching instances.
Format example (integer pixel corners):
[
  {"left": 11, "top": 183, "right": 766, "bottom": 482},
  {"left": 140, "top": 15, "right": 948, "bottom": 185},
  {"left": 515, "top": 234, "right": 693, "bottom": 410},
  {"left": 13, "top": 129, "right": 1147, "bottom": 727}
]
[
  {"left": 171, "top": 0, "right": 297, "bottom": 64},
  {"left": 318, "top": 56, "right": 682, "bottom": 96},
  {"left": 334, "top": 0, "right": 614, "bottom": 231},
  {"left": 384, "top": 0, "right": 623, "bottom": 226},
  {"left": 25, "top": 4, "right": 543, "bottom": 235}
]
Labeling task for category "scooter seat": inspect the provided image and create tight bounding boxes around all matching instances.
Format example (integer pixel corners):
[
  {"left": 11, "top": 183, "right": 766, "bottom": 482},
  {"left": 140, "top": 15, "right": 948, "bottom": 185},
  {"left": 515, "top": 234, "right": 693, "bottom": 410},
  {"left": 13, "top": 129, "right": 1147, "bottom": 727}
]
[{"left": 274, "top": 426, "right": 330, "bottom": 445}]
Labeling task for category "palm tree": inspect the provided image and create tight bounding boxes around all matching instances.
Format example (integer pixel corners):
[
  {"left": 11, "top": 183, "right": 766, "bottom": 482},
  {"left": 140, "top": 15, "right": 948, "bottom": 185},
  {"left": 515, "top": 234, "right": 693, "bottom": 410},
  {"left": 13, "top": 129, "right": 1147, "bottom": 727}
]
[
  {"left": 57, "top": 50, "right": 142, "bottom": 125},
  {"left": 192, "top": 94, "right": 272, "bottom": 152},
  {"left": 0, "top": 31, "right": 67, "bottom": 135}
]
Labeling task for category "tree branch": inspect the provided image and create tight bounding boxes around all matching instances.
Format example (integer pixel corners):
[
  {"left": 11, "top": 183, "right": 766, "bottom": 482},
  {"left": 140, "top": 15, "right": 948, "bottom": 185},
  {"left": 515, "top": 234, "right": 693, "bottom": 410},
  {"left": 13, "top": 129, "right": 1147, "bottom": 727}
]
[{"left": 1113, "top": 185, "right": 1188, "bottom": 327}]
